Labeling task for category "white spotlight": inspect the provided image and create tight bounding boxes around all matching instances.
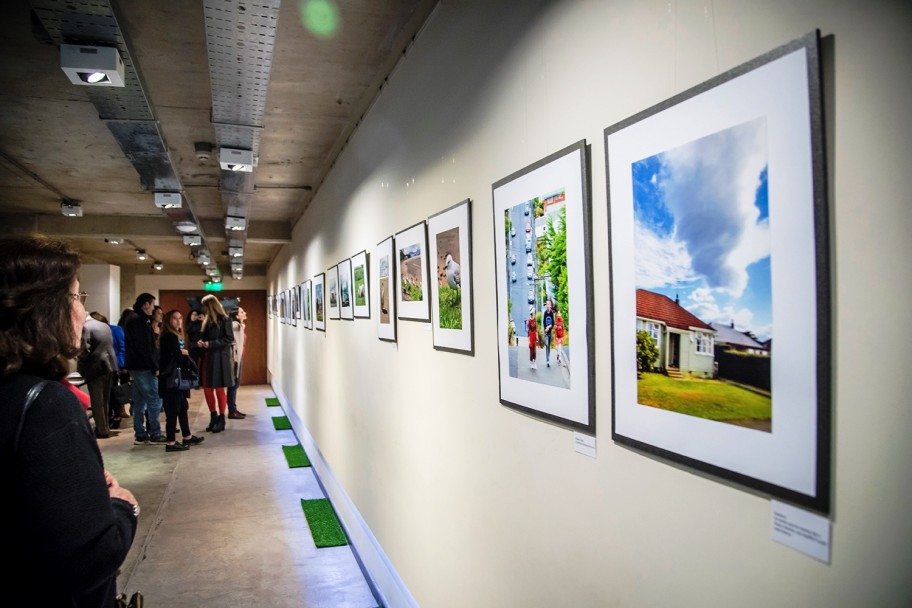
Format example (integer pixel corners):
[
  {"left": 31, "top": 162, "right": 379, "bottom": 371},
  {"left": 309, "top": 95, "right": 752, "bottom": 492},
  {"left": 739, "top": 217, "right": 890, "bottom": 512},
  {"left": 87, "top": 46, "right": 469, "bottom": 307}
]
[{"left": 60, "top": 45, "right": 125, "bottom": 87}]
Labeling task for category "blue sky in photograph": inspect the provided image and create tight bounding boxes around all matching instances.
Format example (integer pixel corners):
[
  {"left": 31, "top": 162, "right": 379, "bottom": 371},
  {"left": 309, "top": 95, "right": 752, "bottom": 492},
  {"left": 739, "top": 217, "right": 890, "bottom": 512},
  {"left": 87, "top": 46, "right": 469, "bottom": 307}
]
[{"left": 633, "top": 117, "right": 773, "bottom": 340}]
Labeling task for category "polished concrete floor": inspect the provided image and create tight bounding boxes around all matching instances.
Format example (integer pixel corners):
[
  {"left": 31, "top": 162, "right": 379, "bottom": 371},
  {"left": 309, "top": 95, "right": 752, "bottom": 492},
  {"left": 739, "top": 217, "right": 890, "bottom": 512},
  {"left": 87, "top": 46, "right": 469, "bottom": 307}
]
[{"left": 97, "top": 384, "right": 379, "bottom": 608}]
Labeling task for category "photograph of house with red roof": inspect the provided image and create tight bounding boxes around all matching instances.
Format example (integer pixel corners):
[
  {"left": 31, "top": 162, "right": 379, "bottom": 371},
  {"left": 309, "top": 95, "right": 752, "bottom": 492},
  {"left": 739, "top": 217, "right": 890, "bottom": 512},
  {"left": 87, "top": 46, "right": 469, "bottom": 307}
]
[{"left": 632, "top": 120, "right": 773, "bottom": 431}]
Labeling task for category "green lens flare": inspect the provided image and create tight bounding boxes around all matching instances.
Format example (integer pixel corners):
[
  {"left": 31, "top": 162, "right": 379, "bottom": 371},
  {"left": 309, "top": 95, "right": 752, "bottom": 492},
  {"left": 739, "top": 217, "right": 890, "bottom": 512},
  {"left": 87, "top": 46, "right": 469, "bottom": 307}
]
[{"left": 300, "top": 0, "right": 340, "bottom": 38}]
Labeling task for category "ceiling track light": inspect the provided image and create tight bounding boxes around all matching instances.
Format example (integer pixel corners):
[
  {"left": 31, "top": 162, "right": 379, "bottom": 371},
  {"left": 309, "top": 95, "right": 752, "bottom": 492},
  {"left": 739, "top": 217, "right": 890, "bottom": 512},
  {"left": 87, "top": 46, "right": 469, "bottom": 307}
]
[
  {"left": 136, "top": 249, "right": 147, "bottom": 261},
  {"left": 60, "top": 44, "right": 125, "bottom": 87},
  {"left": 228, "top": 246, "right": 244, "bottom": 258},
  {"left": 61, "top": 200, "right": 83, "bottom": 217},
  {"left": 219, "top": 148, "right": 255, "bottom": 172},
  {"left": 183, "top": 235, "right": 202, "bottom": 246},
  {"left": 225, "top": 215, "right": 246, "bottom": 231},
  {"left": 151, "top": 262, "right": 163, "bottom": 271},
  {"left": 105, "top": 236, "right": 123, "bottom": 245},
  {"left": 154, "top": 192, "right": 182, "bottom": 209}
]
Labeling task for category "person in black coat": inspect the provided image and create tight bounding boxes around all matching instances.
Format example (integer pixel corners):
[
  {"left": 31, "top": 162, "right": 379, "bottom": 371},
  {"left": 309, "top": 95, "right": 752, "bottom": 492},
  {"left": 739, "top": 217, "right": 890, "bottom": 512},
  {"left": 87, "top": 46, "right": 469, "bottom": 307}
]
[
  {"left": 196, "top": 294, "right": 235, "bottom": 433},
  {"left": 0, "top": 234, "right": 139, "bottom": 607},
  {"left": 158, "top": 310, "right": 204, "bottom": 452}
]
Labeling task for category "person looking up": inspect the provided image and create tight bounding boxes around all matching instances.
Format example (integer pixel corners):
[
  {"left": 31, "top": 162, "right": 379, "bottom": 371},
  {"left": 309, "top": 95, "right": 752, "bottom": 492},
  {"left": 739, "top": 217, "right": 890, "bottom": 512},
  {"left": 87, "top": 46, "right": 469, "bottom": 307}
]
[{"left": 0, "top": 234, "right": 139, "bottom": 607}]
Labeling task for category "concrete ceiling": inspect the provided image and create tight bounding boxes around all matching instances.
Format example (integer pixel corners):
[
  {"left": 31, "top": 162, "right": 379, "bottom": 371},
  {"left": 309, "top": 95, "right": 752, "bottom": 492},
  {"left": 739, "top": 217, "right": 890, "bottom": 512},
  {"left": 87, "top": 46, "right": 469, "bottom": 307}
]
[{"left": 0, "top": 0, "right": 435, "bottom": 277}]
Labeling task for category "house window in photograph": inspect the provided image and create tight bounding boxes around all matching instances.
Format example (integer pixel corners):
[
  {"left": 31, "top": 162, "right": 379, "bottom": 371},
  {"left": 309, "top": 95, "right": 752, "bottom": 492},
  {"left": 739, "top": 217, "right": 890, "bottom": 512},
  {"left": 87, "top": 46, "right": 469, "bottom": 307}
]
[
  {"left": 694, "top": 331, "right": 714, "bottom": 355},
  {"left": 638, "top": 319, "right": 662, "bottom": 345}
]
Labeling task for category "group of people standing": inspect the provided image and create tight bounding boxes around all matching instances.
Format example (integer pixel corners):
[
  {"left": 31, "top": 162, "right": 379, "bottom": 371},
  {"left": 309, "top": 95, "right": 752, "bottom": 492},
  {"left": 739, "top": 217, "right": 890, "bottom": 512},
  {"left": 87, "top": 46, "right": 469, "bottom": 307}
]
[
  {"left": 125, "top": 293, "right": 248, "bottom": 451},
  {"left": 527, "top": 297, "right": 565, "bottom": 369}
]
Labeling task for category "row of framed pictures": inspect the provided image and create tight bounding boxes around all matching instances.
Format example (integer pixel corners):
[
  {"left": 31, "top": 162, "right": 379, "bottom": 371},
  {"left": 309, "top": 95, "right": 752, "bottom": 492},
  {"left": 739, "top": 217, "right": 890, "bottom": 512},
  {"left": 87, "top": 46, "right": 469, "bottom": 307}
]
[
  {"left": 268, "top": 199, "right": 475, "bottom": 354},
  {"left": 270, "top": 32, "right": 830, "bottom": 513}
]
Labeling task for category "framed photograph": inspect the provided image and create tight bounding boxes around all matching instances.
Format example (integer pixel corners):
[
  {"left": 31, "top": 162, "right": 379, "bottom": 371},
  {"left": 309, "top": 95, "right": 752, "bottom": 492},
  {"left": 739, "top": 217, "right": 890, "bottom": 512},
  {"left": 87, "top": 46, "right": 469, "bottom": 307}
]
[
  {"left": 267, "top": 295, "right": 273, "bottom": 319},
  {"left": 338, "top": 258, "right": 354, "bottom": 320},
  {"left": 375, "top": 236, "right": 397, "bottom": 342},
  {"left": 605, "top": 32, "right": 830, "bottom": 512},
  {"left": 327, "top": 265, "right": 341, "bottom": 320},
  {"left": 313, "top": 273, "right": 326, "bottom": 332},
  {"left": 279, "top": 290, "right": 287, "bottom": 324},
  {"left": 394, "top": 221, "right": 430, "bottom": 322},
  {"left": 303, "top": 279, "right": 313, "bottom": 330},
  {"left": 292, "top": 285, "right": 301, "bottom": 326},
  {"left": 350, "top": 250, "right": 371, "bottom": 319},
  {"left": 427, "top": 198, "right": 474, "bottom": 354},
  {"left": 492, "top": 140, "right": 595, "bottom": 433}
]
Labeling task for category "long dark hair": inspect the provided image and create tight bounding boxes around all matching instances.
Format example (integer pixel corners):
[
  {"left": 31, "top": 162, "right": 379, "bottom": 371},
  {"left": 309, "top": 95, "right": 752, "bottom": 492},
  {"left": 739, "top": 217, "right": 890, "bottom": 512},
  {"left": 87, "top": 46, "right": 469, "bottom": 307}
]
[
  {"left": 161, "top": 310, "right": 184, "bottom": 342},
  {"left": 0, "top": 234, "right": 82, "bottom": 379}
]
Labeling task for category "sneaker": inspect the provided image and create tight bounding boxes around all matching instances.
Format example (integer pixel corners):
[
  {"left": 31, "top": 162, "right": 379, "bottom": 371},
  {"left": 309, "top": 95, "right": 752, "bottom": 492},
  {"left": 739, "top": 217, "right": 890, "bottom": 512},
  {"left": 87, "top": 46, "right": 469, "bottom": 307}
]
[
  {"left": 183, "top": 435, "right": 205, "bottom": 445},
  {"left": 134, "top": 435, "right": 150, "bottom": 445},
  {"left": 149, "top": 435, "right": 168, "bottom": 444},
  {"left": 228, "top": 411, "right": 246, "bottom": 419},
  {"left": 165, "top": 442, "right": 189, "bottom": 452}
]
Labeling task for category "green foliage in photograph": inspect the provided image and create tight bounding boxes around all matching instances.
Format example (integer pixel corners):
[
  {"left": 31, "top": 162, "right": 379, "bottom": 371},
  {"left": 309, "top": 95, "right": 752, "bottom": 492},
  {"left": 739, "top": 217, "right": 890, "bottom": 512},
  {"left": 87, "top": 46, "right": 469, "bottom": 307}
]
[
  {"left": 542, "top": 207, "right": 569, "bottom": 326},
  {"left": 637, "top": 372, "right": 772, "bottom": 423},
  {"left": 353, "top": 266, "right": 366, "bottom": 305},
  {"left": 403, "top": 280, "right": 423, "bottom": 301},
  {"left": 438, "top": 285, "right": 462, "bottom": 329},
  {"left": 636, "top": 330, "right": 660, "bottom": 375}
]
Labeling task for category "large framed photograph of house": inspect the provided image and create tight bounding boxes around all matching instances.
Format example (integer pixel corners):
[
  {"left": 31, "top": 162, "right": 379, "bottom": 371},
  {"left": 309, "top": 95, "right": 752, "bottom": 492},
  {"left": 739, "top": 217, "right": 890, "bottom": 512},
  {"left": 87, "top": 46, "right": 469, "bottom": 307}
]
[
  {"left": 606, "top": 31, "right": 830, "bottom": 512},
  {"left": 313, "top": 273, "right": 326, "bottom": 332},
  {"left": 394, "top": 221, "right": 431, "bottom": 322},
  {"left": 492, "top": 140, "right": 595, "bottom": 434},
  {"left": 375, "top": 236, "right": 396, "bottom": 342},
  {"left": 327, "top": 264, "right": 341, "bottom": 320},
  {"left": 338, "top": 258, "right": 354, "bottom": 320},
  {"left": 350, "top": 250, "right": 370, "bottom": 319},
  {"left": 427, "top": 199, "right": 474, "bottom": 354}
]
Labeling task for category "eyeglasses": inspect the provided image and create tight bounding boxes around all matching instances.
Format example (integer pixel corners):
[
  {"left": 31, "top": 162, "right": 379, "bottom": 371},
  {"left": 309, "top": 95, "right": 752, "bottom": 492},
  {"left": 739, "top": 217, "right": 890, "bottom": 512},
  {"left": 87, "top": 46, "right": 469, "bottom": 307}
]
[{"left": 70, "top": 291, "right": 88, "bottom": 305}]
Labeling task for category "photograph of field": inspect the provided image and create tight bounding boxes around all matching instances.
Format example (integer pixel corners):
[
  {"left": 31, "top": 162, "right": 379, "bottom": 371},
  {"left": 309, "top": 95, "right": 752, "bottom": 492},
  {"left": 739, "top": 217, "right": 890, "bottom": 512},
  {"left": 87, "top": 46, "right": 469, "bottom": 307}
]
[
  {"left": 315, "top": 283, "right": 323, "bottom": 322},
  {"left": 435, "top": 227, "right": 461, "bottom": 329},
  {"left": 354, "top": 264, "right": 366, "bottom": 307},
  {"left": 399, "top": 243, "right": 423, "bottom": 302}
]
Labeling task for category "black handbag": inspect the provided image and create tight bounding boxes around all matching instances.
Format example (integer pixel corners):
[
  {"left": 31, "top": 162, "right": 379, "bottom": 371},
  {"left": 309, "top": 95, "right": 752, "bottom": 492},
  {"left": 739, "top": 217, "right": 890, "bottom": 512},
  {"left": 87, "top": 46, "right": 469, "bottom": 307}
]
[{"left": 164, "top": 357, "right": 199, "bottom": 391}]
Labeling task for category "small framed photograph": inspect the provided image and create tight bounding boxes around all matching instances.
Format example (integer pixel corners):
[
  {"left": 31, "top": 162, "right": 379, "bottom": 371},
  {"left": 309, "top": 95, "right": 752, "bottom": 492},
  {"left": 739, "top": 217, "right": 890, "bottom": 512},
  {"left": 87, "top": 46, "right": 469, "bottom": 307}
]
[
  {"left": 267, "top": 295, "right": 273, "bottom": 319},
  {"left": 327, "top": 265, "right": 341, "bottom": 320},
  {"left": 303, "top": 279, "right": 313, "bottom": 330},
  {"left": 394, "top": 221, "right": 430, "bottom": 322},
  {"left": 375, "top": 235, "right": 397, "bottom": 342},
  {"left": 605, "top": 32, "right": 830, "bottom": 511},
  {"left": 313, "top": 273, "right": 326, "bottom": 332},
  {"left": 427, "top": 198, "right": 474, "bottom": 354},
  {"left": 493, "top": 140, "right": 595, "bottom": 434},
  {"left": 350, "top": 250, "right": 371, "bottom": 319},
  {"left": 338, "top": 258, "right": 354, "bottom": 320},
  {"left": 279, "top": 290, "right": 287, "bottom": 324}
]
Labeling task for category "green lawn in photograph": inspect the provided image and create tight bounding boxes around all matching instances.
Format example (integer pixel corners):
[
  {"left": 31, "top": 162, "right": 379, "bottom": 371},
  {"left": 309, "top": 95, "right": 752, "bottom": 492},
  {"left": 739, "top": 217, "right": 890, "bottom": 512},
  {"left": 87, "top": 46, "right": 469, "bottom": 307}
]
[
  {"left": 354, "top": 267, "right": 366, "bottom": 305},
  {"left": 301, "top": 498, "right": 349, "bottom": 547},
  {"left": 282, "top": 444, "right": 312, "bottom": 468},
  {"left": 637, "top": 372, "right": 771, "bottom": 424},
  {"left": 438, "top": 285, "right": 462, "bottom": 329},
  {"left": 265, "top": 397, "right": 280, "bottom": 406},
  {"left": 272, "top": 416, "right": 292, "bottom": 430}
]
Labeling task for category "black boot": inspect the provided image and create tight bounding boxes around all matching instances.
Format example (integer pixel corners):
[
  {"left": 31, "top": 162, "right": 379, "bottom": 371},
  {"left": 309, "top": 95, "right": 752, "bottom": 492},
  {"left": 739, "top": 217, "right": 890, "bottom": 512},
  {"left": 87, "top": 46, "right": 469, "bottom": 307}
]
[
  {"left": 212, "top": 413, "right": 225, "bottom": 433},
  {"left": 206, "top": 412, "right": 218, "bottom": 432}
]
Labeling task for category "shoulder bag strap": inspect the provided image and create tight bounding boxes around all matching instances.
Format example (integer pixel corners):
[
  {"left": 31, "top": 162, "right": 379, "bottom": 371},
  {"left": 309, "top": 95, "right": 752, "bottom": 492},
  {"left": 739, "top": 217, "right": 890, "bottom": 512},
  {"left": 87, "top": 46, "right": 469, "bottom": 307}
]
[{"left": 13, "top": 380, "right": 49, "bottom": 453}]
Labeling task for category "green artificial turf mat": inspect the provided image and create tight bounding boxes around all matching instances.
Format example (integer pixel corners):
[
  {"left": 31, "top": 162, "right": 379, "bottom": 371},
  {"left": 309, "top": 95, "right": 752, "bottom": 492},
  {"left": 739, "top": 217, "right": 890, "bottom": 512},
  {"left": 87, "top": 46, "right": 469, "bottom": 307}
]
[
  {"left": 301, "top": 498, "right": 348, "bottom": 548},
  {"left": 282, "top": 444, "right": 311, "bottom": 468},
  {"left": 265, "top": 397, "right": 280, "bottom": 407},
  {"left": 272, "top": 416, "right": 292, "bottom": 430}
]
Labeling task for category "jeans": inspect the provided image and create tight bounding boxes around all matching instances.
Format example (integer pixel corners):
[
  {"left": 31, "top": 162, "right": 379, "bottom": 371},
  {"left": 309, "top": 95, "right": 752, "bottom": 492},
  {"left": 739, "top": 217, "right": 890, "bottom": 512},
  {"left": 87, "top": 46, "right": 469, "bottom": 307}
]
[
  {"left": 544, "top": 331, "right": 553, "bottom": 363},
  {"left": 131, "top": 370, "right": 162, "bottom": 439}
]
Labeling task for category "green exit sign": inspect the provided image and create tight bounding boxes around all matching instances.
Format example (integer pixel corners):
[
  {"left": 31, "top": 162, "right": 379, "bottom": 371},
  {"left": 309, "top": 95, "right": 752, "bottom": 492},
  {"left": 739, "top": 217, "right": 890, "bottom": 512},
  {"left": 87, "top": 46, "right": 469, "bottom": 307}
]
[{"left": 204, "top": 280, "right": 223, "bottom": 291}]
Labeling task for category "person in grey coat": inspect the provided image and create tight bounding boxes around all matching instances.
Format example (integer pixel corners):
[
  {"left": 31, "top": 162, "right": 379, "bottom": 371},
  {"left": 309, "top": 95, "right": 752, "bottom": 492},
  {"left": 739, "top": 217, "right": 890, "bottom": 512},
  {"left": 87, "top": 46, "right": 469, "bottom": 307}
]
[{"left": 78, "top": 314, "right": 118, "bottom": 438}]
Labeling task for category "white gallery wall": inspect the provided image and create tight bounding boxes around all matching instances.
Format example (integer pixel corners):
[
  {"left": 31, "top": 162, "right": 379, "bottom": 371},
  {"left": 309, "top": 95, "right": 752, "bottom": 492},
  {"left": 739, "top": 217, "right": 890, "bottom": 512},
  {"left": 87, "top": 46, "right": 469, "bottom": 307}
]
[{"left": 267, "top": 1, "right": 912, "bottom": 606}]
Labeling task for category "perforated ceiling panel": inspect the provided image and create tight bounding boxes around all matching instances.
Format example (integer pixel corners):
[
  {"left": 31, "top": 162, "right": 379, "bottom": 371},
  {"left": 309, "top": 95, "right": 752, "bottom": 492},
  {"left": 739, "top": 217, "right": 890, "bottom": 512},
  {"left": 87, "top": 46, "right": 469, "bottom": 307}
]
[{"left": 204, "top": 0, "right": 282, "bottom": 274}]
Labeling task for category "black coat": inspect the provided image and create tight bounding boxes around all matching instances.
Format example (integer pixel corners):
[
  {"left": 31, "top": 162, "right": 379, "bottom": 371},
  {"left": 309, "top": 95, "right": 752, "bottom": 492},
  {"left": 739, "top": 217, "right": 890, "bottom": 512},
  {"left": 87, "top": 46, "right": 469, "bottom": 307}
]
[
  {"left": 123, "top": 309, "right": 157, "bottom": 372},
  {"left": 0, "top": 374, "right": 137, "bottom": 607},
  {"left": 199, "top": 316, "right": 235, "bottom": 389},
  {"left": 158, "top": 331, "right": 191, "bottom": 398}
]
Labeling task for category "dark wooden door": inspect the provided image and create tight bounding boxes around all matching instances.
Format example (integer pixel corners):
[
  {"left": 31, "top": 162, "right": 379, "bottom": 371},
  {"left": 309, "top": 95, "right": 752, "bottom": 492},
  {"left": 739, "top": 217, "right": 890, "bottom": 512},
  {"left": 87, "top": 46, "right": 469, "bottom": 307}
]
[{"left": 159, "top": 290, "right": 267, "bottom": 385}]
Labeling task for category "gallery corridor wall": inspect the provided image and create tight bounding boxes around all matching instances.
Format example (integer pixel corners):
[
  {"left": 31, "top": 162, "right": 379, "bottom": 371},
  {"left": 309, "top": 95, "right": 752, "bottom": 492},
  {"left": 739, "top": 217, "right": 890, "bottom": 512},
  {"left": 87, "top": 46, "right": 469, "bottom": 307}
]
[{"left": 267, "top": 1, "right": 912, "bottom": 606}]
